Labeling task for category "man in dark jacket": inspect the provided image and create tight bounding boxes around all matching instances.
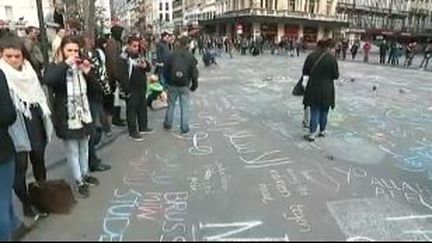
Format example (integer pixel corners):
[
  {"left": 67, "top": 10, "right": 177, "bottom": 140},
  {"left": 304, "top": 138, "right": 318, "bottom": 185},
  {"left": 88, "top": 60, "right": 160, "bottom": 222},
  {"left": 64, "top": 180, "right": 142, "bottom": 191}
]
[
  {"left": 115, "top": 36, "right": 154, "bottom": 141},
  {"left": 163, "top": 36, "right": 199, "bottom": 134},
  {"left": 379, "top": 40, "right": 388, "bottom": 64},
  {"left": 105, "top": 25, "right": 126, "bottom": 127},
  {"left": 420, "top": 41, "right": 432, "bottom": 69},
  {"left": 302, "top": 39, "right": 339, "bottom": 142},
  {"left": 82, "top": 34, "right": 111, "bottom": 172},
  {"left": 156, "top": 32, "right": 171, "bottom": 86},
  {"left": 0, "top": 69, "right": 18, "bottom": 241}
]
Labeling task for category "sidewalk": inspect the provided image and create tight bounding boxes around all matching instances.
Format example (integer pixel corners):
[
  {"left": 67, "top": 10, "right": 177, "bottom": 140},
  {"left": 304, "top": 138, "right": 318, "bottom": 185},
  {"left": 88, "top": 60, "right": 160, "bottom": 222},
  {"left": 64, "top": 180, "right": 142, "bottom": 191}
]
[{"left": 14, "top": 124, "right": 128, "bottom": 240}]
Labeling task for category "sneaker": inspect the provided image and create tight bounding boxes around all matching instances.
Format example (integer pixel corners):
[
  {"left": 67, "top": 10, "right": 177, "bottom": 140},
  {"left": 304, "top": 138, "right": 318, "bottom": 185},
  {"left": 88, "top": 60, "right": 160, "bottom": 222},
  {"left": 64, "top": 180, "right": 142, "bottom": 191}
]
[
  {"left": 83, "top": 175, "right": 100, "bottom": 187},
  {"left": 89, "top": 163, "right": 111, "bottom": 173},
  {"left": 318, "top": 131, "right": 327, "bottom": 138},
  {"left": 129, "top": 133, "right": 144, "bottom": 142},
  {"left": 11, "top": 223, "right": 30, "bottom": 241},
  {"left": 181, "top": 128, "right": 190, "bottom": 134},
  {"left": 23, "top": 205, "right": 47, "bottom": 221},
  {"left": 139, "top": 128, "right": 155, "bottom": 135},
  {"left": 304, "top": 134, "right": 315, "bottom": 142},
  {"left": 112, "top": 120, "right": 126, "bottom": 127},
  {"left": 163, "top": 123, "right": 172, "bottom": 130},
  {"left": 76, "top": 182, "right": 90, "bottom": 198}
]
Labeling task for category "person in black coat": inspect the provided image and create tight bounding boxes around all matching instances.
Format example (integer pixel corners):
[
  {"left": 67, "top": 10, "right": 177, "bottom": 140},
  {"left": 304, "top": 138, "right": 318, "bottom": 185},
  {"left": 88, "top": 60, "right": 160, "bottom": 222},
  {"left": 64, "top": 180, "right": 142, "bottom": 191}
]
[
  {"left": 303, "top": 39, "right": 339, "bottom": 142},
  {"left": 115, "top": 36, "right": 153, "bottom": 141},
  {"left": 81, "top": 34, "right": 112, "bottom": 173},
  {"left": 156, "top": 32, "right": 171, "bottom": 86},
  {"left": 44, "top": 36, "right": 100, "bottom": 198},
  {"left": 0, "top": 69, "right": 18, "bottom": 241}
]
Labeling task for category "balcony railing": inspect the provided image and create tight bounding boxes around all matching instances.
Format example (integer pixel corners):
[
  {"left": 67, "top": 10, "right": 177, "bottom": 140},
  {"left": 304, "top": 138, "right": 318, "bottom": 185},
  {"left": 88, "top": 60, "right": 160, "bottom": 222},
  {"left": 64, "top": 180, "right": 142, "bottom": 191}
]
[{"left": 215, "top": 8, "right": 347, "bottom": 23}]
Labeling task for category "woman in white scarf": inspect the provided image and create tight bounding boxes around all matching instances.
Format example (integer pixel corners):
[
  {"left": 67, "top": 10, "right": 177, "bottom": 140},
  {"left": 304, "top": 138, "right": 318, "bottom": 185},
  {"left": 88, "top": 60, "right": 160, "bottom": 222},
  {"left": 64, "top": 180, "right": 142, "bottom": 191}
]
[
  {"left": 44, "top": 35, "right": 99, "bottom": 199},
  {"left": 0, "top": 36, "right": 52, "bottom": 220}
]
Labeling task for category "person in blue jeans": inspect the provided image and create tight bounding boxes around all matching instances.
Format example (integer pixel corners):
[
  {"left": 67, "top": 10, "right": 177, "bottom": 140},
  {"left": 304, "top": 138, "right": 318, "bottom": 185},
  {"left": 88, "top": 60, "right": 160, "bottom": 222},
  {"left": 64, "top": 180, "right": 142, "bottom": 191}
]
[
  {"left": 163, "top": 36, "right": 199, "bottom": 134},
  {"left": 302, "top": 39, "right": 339, "bottom": 142},
  {"left": 0, "top": 68, "right": 18, "bottom": 241}
]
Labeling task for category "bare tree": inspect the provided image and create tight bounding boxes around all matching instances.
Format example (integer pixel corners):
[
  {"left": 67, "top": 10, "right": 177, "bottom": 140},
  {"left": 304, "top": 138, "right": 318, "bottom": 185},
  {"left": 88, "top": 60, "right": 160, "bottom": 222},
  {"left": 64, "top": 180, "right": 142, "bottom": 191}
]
[{"left": 83, "top": 0, "right": 96, "bottom": 33}]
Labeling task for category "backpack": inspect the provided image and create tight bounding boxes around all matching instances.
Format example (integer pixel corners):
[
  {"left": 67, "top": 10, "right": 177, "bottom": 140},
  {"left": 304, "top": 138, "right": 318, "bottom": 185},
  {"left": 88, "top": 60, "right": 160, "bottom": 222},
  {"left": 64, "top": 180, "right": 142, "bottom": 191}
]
[{"left": 170, "top": 53, "right": 191, "bottom": 86}]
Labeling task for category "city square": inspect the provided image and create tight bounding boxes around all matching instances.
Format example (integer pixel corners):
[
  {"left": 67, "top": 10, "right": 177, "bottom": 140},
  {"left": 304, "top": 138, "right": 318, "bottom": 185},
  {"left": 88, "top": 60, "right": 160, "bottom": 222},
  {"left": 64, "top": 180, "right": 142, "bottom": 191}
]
[
  {"left": 0, "top": 0, "right": 432, "bottom": 241},
  {"left": 20, "top": 52, "right": 432, "bottom": 241}
]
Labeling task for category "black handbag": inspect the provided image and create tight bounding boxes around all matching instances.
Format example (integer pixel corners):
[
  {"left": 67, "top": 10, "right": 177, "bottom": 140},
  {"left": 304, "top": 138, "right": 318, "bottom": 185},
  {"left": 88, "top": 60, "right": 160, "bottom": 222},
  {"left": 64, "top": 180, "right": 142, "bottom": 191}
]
[
  {"left": 28, "top": 180, "right": 77, "bottom": 214},
  {"left": 292, "top": 52, "right": 328, "bottom": 97},
  {"left": 292, "top": 76, "right": 304, "bottom": 96}
]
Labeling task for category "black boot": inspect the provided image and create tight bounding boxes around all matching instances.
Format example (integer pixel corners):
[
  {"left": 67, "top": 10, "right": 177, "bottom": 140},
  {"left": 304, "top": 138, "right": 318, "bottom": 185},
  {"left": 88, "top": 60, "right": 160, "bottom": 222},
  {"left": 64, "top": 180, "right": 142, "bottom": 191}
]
[{"left": 112, "top": 106, "right": 126, "bottom": 127}]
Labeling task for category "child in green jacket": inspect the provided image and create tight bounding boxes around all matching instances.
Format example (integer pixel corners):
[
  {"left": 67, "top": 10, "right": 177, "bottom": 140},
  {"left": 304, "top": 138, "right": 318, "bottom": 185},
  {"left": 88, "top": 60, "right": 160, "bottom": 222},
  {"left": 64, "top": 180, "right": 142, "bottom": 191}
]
[{"left": 147, "top": 74, "right": 168, "bottom": 110}]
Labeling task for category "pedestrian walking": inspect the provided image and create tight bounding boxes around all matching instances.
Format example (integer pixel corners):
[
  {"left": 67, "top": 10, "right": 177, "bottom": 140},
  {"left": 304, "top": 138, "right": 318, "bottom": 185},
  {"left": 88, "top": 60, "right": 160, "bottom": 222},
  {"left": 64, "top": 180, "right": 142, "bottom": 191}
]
[
  {"left": 241, "top": 37, "right": 248, "bottom": 55},
  {"left": 404, "top": 42, "right": 416, "bottom": 67},
  {"left": 302, "top": 39, "right": 339, "bottom": 142},
  {"left": 342, "top": 38, "right": 349, "bottom": 60},
  {"left": 363, "top": 41, "right": 371, "bottom": 63},
  {"left": 163, "top": 36, "right": 199, "bottom": 134},
  {"left": 335, "top": 41, "right": 341, "bottom": 59},
  {"left": 351, "top": 41, "right": 359, "bottom": 60},
  {"left": 419, "top": 41, "right": 432, "bottom": 69}
]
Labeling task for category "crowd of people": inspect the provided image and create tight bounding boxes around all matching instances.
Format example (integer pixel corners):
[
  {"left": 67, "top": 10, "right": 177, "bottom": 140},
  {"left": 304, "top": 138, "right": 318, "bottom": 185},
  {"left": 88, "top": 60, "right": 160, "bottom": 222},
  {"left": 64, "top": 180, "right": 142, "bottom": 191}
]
[
  {"left": 1, "top": 20, "right": 431, "bottom": 240},
  {"left": 0, "top": 25, "right": 199, "bottom": 241},
  {"left": 333, "top": 38, "right": 432, "bottom": 69}
]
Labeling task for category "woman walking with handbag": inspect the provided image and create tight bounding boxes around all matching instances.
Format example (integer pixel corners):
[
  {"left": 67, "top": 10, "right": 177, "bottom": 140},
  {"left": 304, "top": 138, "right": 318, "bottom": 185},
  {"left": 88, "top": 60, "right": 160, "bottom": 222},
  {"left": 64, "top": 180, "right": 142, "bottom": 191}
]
[
  {"left": 44, "top": 36, "right": 99, "bottom": 198},
  {"left": 302, "top": 39, "right": 339, "bottom": 142},
  {"left": 0, "top": 36, "right": 53, "bottom": 220}
]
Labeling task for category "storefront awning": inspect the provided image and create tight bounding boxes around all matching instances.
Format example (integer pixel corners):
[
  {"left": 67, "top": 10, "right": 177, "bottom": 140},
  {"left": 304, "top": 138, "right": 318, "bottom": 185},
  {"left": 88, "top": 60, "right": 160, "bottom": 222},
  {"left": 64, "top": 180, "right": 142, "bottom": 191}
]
[{"left": 199, "top": 15, "right": 349, "bottom": 28}]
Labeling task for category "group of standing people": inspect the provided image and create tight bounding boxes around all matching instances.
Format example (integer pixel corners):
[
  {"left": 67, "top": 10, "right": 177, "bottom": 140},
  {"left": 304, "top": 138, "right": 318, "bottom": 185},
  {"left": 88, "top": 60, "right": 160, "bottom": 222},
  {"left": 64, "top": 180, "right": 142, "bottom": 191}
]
[
  {"left": 0, "top": 25, "right": 199, "bottom": 241},
  {"left": 335, "top": 37, "right": 432, "bottom": 70}
]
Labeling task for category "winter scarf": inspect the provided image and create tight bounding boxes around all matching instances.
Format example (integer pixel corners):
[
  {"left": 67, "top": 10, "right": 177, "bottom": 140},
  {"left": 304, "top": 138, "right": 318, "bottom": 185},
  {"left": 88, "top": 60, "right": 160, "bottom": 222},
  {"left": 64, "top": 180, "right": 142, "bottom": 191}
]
[
  {"left": 0, "top": 59, "right": 53, "bottom": 150},
  {"left": 66, "top": 65, "right": 92, "bottom": 130}
]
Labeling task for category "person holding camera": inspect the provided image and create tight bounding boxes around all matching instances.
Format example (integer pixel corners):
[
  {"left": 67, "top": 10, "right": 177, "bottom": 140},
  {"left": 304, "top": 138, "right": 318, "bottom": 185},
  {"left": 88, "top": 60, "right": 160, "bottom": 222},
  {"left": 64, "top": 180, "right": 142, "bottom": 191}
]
[
  {"left": 163, "top": 36, "right": 199, "bottom": 134},
  {"left": 115, "top": 36, "right": 154, "bottom": 141},
  {"left": 44, "top": 36, "right": 100, "bottom": 198}
]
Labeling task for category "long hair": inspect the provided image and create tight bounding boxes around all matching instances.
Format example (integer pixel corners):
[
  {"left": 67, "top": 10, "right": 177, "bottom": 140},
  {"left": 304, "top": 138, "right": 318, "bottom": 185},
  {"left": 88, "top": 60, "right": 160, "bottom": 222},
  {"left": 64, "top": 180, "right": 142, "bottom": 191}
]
[{"left": 55, "top": 35, "right": 82, "bottom": 63}]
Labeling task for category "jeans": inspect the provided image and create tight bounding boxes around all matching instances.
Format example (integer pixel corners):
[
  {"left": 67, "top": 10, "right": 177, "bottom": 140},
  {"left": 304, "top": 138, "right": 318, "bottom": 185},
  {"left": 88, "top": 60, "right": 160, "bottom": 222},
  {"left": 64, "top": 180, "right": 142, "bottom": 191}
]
[
  {"left": 126, "top": 91, "right": 148, "bottom": 135},
  {"left": 364, "top": 52, "right": 369, "bottom": 62},
  {"left": 158, "top": 72, "right": 168, "bottom": 88},
  {"left": 164, "top": 85, "right": 191, "bottom": 132},
  {"left": 13, "top": 150, "right": 46, "bottom": 212},
  {"left": 420, "top": 56, "right": 430, "bottom": 68},
  {"left": 309, "top": 106, "right": 330, "bottom": 134},
  {"left": 89, "top": 102, "right": 105, "bottom": 167},
  {"left": 0, "top": 156, "right": 19, "bottom": 241},
  {"left": 64, "top": 139, "right": 89, "bottom": 183}
]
